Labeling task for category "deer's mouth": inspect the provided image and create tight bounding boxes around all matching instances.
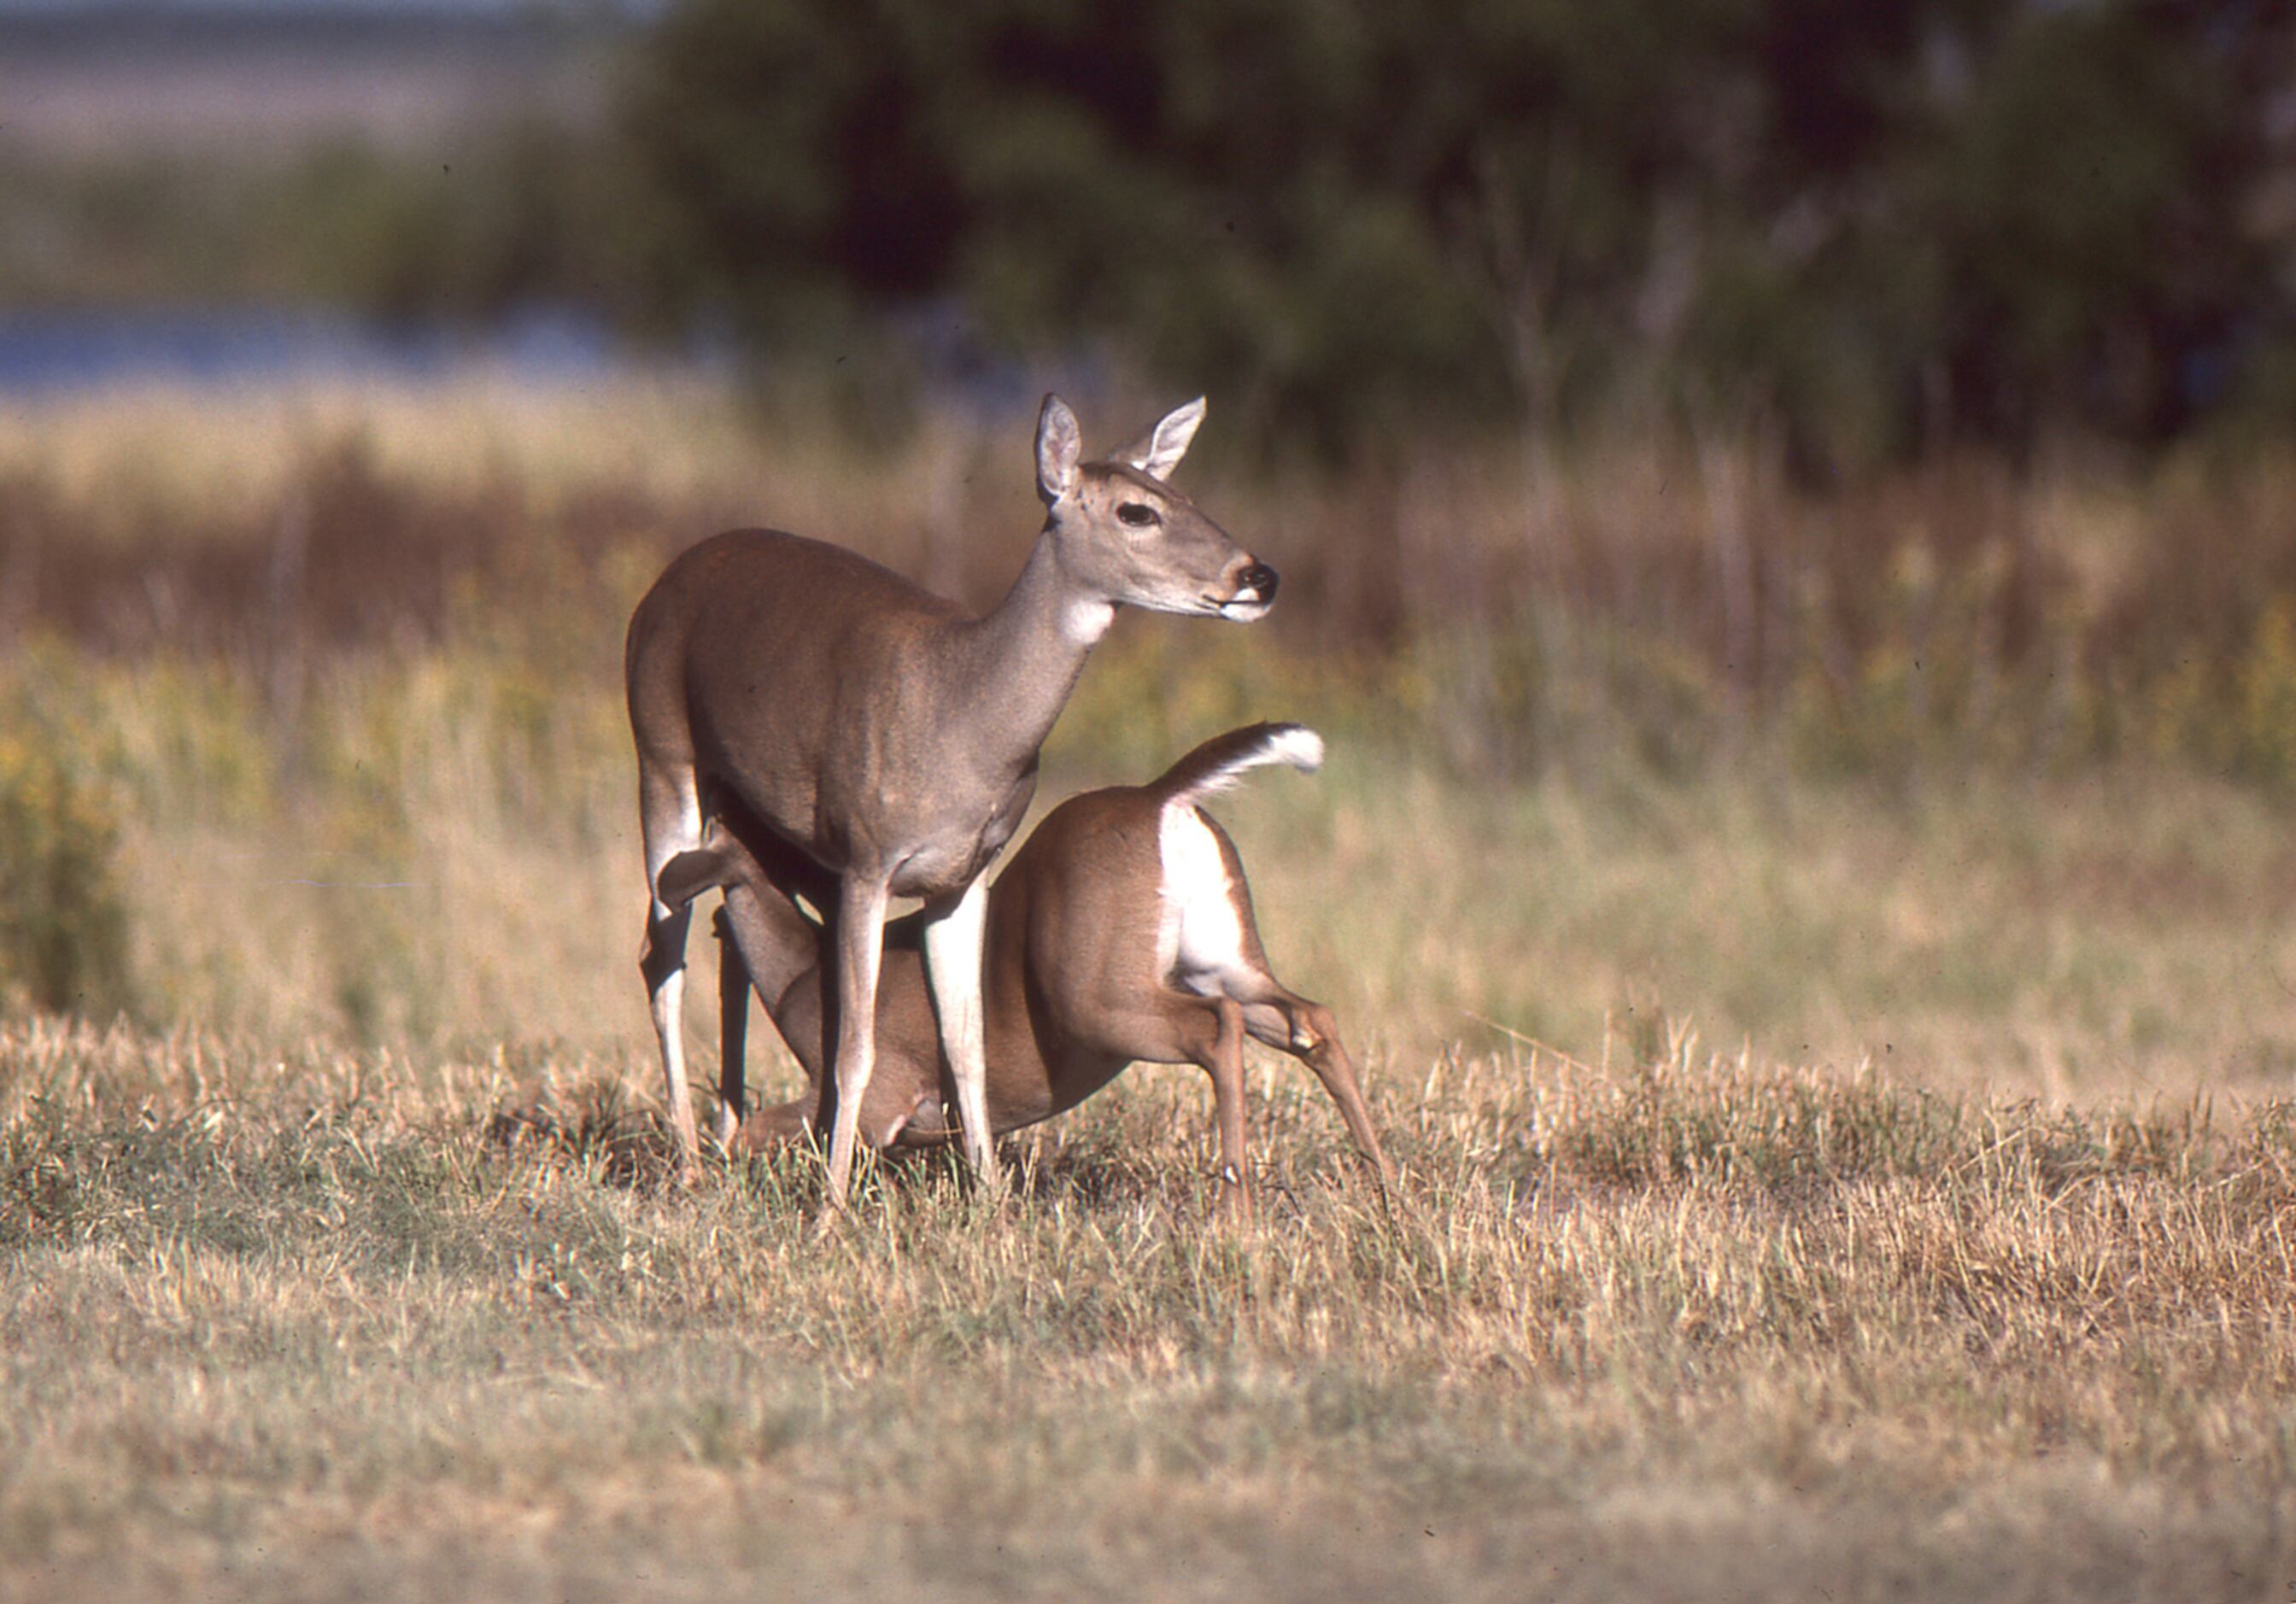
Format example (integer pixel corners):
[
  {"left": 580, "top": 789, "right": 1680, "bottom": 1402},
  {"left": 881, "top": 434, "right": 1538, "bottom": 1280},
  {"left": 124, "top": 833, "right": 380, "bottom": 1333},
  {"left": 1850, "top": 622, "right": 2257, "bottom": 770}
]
[{"left": 1215, "top": 595, "right": 1273, "bottom": 622}]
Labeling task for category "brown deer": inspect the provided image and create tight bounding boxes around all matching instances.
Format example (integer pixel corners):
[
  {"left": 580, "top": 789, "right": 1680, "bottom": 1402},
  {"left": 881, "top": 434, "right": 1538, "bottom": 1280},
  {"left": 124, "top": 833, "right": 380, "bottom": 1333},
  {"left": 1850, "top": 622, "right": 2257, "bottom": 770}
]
[
  {"left": 653, "top": 723, "right": 1393, "bottom": 1213},
  {"left": 625, "top": 395, "right": 1276, "bottom": 1197}
]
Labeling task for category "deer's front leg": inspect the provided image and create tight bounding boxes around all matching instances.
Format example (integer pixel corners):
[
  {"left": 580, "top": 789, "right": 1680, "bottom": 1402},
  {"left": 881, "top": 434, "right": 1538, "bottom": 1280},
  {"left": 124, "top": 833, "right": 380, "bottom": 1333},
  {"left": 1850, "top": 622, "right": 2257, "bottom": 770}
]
[
  {"left": 922, "top": 875, "right": 1001, "bottom": 1194},
  {"left": 823, "top": 874, "right": 891, "bottom": 1210}
]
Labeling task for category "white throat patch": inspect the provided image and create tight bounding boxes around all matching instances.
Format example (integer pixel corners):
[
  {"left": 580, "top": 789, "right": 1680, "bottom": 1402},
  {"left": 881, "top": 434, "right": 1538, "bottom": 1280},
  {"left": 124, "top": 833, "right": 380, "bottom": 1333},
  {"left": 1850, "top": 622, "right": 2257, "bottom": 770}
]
[{"left": 1063, "top": 598, "right": 1117, "bottom": 645}]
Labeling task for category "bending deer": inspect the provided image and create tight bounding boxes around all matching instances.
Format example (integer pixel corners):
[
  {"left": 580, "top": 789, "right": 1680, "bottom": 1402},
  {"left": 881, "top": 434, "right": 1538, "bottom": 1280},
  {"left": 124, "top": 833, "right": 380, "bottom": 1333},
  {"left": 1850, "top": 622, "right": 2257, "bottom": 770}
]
[
  {"left": 654, "top": 723, "right": 1394, "bottom": 1212},
  {"left": 625, "top": 395, "right": 1277, "bottom": 1198}
]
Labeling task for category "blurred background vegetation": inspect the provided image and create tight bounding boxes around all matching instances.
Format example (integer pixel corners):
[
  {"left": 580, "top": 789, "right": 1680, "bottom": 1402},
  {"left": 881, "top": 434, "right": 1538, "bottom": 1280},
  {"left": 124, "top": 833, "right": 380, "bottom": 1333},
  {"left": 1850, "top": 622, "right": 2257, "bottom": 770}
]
[
  {"left": 9, "top": 1, "right": 2293, "bottom": 463},
  {"left": 1, "top": 0, "right": 2295, "bottom": 1081}
]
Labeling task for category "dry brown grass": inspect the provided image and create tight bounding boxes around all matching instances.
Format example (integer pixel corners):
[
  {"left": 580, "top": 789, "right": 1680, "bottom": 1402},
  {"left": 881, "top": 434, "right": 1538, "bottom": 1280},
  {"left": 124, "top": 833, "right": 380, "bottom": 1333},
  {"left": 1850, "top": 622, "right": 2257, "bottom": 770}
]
[{"left": 3, "top": 1023, "right": 2293, "bottom": 1601}]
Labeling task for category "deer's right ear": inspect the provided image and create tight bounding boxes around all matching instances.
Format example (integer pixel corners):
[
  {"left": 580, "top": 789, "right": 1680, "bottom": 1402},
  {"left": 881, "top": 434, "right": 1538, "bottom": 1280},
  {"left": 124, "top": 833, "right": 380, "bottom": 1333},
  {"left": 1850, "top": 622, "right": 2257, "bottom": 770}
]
[{"left": 1035, "top": 394, "right": 1081, "bottom": 506}]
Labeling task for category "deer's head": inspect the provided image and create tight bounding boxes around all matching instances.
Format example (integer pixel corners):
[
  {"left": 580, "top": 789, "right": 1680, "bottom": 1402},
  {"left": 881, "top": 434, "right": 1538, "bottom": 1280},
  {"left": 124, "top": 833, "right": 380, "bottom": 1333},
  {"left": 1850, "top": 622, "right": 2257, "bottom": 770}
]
[{"left": 1034, "top": 395, "right": 1277, "bottom": 623}]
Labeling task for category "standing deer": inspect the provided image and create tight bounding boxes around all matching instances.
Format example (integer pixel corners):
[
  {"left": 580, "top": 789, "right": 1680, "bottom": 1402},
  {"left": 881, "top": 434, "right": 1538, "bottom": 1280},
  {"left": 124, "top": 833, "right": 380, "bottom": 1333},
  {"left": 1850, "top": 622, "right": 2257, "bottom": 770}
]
[
  {"left": 653, "top": 723, "right": 1394, "bottom": 1212},
  {"left": 625, "top": 395, "right": 1277, "bottom": 1198}
]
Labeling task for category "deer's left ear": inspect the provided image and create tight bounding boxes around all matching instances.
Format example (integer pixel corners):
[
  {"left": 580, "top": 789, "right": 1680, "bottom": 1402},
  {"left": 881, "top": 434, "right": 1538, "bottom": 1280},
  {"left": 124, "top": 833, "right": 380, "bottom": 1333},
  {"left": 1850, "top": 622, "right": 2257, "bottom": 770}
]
[
  {"left": 1036, "top": 394, "right": 1083, "bottom": 506},
  {"left": 1115, "top": 395, "right": 1206, "bottom": 481}
]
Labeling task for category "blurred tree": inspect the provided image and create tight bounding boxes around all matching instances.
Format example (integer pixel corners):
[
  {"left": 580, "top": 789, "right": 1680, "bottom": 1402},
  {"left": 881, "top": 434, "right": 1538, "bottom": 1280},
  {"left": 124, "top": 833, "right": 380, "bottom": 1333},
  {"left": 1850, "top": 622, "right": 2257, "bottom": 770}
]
[
  {"left": 618, "top": 0, "right": 2293, "bottom": 461},
  {"left": 1899, "top": 1, "right": 2281, "bottom": 450}
]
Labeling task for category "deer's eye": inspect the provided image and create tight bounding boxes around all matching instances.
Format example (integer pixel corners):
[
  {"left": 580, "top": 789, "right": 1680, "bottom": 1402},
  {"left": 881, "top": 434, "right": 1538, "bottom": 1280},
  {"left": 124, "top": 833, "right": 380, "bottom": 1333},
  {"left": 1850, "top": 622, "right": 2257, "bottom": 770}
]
[{"left": 1116, "top": 502, "right": 1160, "bottom": 528}]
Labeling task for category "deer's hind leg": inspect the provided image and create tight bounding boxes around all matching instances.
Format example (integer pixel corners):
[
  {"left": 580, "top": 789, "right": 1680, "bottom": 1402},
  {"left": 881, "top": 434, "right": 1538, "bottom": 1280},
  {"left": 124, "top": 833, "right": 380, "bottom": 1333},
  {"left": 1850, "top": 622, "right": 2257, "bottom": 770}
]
[
  {"left": 1234, "top": 979, "right": 1395, "bottom": 1190},
  {"left": 1089, "top": 988, "right": 1256, "bottom": 1219},
  {"left": 1200, "top": 995, "right": 1253, "bottom": 1218},
  {"left": 713, "top": 904, "right": 751, "bottom": 1148},
  {"left": 711, "top": 870, "right": 834, "bottom": 1149},
  {"left": 637, "top": 763, "right": 706, "bottom": 1180}
]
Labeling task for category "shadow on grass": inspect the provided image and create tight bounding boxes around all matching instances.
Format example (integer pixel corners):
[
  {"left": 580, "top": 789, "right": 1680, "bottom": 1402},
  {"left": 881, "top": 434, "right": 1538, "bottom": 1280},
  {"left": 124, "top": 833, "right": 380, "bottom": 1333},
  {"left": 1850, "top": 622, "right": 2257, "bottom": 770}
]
[
  {"left": 484, "top": 1076, "right": 682, "bottom": 1191},
  {"left": 478, "top": 1072, "right": 1331, "bottom": 1221}
]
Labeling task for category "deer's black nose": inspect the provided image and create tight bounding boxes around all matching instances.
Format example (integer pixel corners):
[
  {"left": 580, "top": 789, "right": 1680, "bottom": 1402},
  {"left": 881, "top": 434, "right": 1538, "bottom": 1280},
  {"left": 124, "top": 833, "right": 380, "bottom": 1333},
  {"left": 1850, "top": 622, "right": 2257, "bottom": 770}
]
[{"left": 1239, "top": 561, "right": 1279, "bottom": 600}]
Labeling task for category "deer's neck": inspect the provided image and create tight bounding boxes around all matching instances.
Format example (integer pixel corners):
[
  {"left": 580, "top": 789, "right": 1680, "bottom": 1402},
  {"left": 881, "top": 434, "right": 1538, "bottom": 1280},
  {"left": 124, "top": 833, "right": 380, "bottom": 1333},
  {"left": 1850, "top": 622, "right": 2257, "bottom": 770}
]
[{"left": 944, "top": 532, "right": 1112, "bottom": 770}]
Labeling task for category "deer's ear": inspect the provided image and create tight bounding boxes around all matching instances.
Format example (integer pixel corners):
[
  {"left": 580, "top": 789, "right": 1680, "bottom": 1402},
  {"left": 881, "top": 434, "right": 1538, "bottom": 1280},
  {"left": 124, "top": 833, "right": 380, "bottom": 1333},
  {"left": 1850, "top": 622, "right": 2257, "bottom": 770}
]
[
  {"left": 1035, "top": 394, "right": 1081, "bottom": 506},
  {"left": 1115, "top": 395, "right": 1205, "bottom": 480},
  {"left": 655, "top": 845, "right": 735, "bottom": 911}
]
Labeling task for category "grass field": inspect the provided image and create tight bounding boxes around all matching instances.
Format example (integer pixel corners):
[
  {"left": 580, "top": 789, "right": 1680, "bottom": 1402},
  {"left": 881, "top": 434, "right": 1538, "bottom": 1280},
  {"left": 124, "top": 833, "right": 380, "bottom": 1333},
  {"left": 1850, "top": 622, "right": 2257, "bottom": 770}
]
[{"left": 3, "top": 382, "right": 2293, "bottom": 1600}]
